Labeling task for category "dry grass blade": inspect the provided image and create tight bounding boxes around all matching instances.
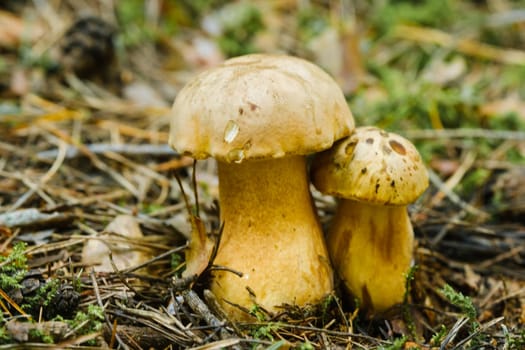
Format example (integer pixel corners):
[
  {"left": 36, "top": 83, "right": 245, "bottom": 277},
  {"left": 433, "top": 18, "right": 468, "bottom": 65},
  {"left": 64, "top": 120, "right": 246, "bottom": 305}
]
[
  {"left": 56, "top": 332, "right": 103, "bottom": 348},
  {"left": 89, "top": 270, "right": 128, "bottom": 350},
  {"left": 451, "top": 316, "right": 505, "bottom": 350},
  {"left": 439, "top": 316, "right": 470, "bottom": 349},
  {"left": 188, "top": 338, "right": 241, "bottom": 350},
  {"left": 96, "top": 120, "right": 170, "bottom": 143},
  {"left": 394, "top": 24, "right": 525, "bottom": 65},
  {"left": 36, "top": 143, "right": 177, "bottom": 160},
  {"left": 404, "top": 128, "right": 525, "bottom": 140},
  {"left": 427, "top": 169, "right": 489, "bottom": 219},
  {"left": 114, "top": 300, "right": 198, "bottom": 343},
  {"left": 429, "top": 149, "right": 477, "bottom": 208},
  {"left": 0, "top": 289, "right": 29, "bottom": 318}
]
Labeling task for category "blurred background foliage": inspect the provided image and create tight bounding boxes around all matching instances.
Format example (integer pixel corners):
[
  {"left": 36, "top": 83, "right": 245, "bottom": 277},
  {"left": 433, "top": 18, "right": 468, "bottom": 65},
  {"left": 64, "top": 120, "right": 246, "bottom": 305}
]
[
  {"left": 1, "top": 0, "right": 524, "bottom": 206},
  {"left": 114, "top": 0, "right": 525, "bottom": 130}
]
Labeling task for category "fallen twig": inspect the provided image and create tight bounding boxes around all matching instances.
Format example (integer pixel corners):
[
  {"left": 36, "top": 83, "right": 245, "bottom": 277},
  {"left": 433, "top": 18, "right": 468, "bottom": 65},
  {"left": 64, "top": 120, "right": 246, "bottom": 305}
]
[
  {"left": 36, "top": 143, "right": 178, "bottom": 160},
  {"left": 181, "top": 289, "right": 226, "bottom": 332},
  {"left": 0, "top": 208, "right": 71, "bottom": 228},
  {"left": 89, "top": 269, "right": 128, "bottom": 350}
]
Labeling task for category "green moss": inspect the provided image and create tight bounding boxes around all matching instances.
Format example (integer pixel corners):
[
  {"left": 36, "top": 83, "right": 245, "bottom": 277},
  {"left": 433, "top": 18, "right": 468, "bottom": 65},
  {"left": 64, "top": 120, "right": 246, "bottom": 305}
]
[
  {"left": 249, "top": 304, "right": 267, "bottom": 322},
  {"left": 0, "top": 326, "right": 12, "bottom": 345},
  {"left": 28, "top": 328, "right": 54, "bottom": 344},
  {"left": 503, "top": 326, "right": 525, "bottom": 350},
  {"left": 430, "top": 324, "right": 447, "bottom": 346},
  {"left": 403, "top": 265, "right": 418, "bottom": 338},
  {"left": 250, "top": 322, "right": 281, "bottom": 342},
  {"left": 379, "top": 336, "right": 407, "bottom": 350},
  {"left": 171, "top": 252, "right": 184, "bottom": 270},
  {"left": 58, "top": 305, "right": 104, "bottom": 345},
  {"left": 441, "top": 284, "right": 477, "bottom": 321},
  {"left": 320, "top": 293, "right": 336, "bottom": 324},
  {"left": 21, "top": 279, "right": 60, "bottom": 315},
  {"left": 0, "top": 242, "right": 28, "bottom": 291}
]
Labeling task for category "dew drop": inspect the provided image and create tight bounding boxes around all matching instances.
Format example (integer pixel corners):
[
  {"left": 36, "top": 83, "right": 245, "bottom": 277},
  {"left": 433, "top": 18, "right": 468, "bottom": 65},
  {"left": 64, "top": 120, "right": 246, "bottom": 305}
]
[
  {"left": 226, "top": 148, "right": 245, "bottom": 163},
  {"left": 223, "top": 120, "right": 240, "bottom": 144}
]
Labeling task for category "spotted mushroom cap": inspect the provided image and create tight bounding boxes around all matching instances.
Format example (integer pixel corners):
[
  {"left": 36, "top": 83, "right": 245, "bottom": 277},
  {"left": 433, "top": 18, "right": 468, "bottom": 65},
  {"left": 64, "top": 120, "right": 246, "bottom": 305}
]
[
  {"left": 169, "top": 54, "right": 354, "bottom": 163},
  {"left": 311, "top": 126, "right": 429, "bottom": 206}
]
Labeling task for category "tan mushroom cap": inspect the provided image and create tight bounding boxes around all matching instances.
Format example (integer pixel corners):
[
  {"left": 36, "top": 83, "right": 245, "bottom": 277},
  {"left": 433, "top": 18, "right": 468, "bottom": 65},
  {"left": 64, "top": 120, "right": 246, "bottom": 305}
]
[
  {"left": 312, "top": 126, "right": 429, "bottom": 206},
  {"left": 169, "top": 54, "right": 354, "bottom": 163}
]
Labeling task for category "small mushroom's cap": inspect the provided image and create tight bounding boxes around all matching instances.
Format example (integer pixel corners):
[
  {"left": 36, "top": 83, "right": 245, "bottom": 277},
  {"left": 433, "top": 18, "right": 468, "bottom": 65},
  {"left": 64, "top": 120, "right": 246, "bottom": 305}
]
[
  {"left": 311, "top": 126, "right": 429, "bottom": 206},
  {"left": 169, "top": 54, "right": 354, "bottom": 163}
]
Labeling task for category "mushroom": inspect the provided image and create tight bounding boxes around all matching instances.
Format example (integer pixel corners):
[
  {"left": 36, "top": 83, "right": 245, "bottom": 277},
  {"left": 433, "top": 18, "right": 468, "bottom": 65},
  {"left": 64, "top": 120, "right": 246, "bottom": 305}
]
[
  {"left": 311, "top": 126, "right": 429, "bottom": 313},
  {"left": 169, "top": 54, "right": 354, "bottom": 320}
]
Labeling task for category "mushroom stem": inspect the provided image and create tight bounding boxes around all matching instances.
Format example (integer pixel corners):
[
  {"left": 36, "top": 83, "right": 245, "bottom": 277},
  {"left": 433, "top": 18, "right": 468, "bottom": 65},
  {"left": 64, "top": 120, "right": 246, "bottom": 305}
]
[
  {"left": 212, "top": 155, "right": 333, "bottom": 319},
  {"left": 328, "top": 199, "right": 414, "bottom": 313}
]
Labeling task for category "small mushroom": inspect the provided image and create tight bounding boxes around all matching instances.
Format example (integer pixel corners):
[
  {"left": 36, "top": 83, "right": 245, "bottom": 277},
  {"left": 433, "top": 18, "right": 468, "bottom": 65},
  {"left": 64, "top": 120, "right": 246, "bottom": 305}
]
[
  {"left": 169, "top": 54, "right": 354, "bottom": 320},
  {"left": 311, "top": 126, "right": 429, "bottom": 313}
]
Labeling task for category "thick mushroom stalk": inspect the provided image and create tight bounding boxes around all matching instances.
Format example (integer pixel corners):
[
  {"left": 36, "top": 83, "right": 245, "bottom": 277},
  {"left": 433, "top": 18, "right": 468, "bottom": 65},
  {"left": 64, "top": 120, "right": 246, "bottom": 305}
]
[
  {"left": 311, "top": 127, "right": 429, "bottom": 313},
  {"left": 328, "top": 200, "right": 414, "bottom": 312},
  {"left": 213, "top": 156, "right": 332, "bottom": 319}
]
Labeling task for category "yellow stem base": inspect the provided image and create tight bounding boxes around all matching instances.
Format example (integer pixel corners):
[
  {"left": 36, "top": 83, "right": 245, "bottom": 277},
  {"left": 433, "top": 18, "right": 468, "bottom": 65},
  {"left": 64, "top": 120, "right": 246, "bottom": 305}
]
[
  {"left": 328, "top": 200, "right": 414, "bottom": 313},
  {"left": 211, "top": 156, "right": 333, "bottom": 320}
]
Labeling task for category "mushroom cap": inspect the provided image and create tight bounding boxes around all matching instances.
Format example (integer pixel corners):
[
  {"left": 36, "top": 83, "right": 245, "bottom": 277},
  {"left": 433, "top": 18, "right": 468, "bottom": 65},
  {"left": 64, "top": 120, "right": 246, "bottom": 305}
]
[
  {"left": 169, "top": 54, "right": 354, "bottom": 163},
  {"left": 311, "top": 126, "right": 429, "bottom": 206}
]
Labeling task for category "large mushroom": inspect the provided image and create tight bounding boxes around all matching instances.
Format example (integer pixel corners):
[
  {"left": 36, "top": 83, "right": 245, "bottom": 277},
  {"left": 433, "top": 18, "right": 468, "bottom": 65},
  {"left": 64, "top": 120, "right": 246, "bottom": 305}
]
[
  {"left": 169, "top": 54, "right": 354, "bottom": 320},
  {"left": 311, "top": 126, "right": 428, "bottom": 313}
]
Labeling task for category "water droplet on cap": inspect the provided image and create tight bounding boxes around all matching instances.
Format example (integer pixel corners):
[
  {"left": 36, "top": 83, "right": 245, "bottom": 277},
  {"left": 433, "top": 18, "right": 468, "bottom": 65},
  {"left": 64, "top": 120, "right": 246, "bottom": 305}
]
[
  {"left": 226, "top": 148, "right": 245, "bottom": 163},
  {"left": 223, "top": 120, "right": 240, "bottom": 144}
]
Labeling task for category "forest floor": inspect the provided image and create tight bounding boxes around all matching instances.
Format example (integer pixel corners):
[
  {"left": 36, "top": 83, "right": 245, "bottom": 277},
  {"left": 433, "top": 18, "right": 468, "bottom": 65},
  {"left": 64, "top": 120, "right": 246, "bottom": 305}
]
[{"left": 0, "top": 1, "right": 524, "bottom": 349}]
